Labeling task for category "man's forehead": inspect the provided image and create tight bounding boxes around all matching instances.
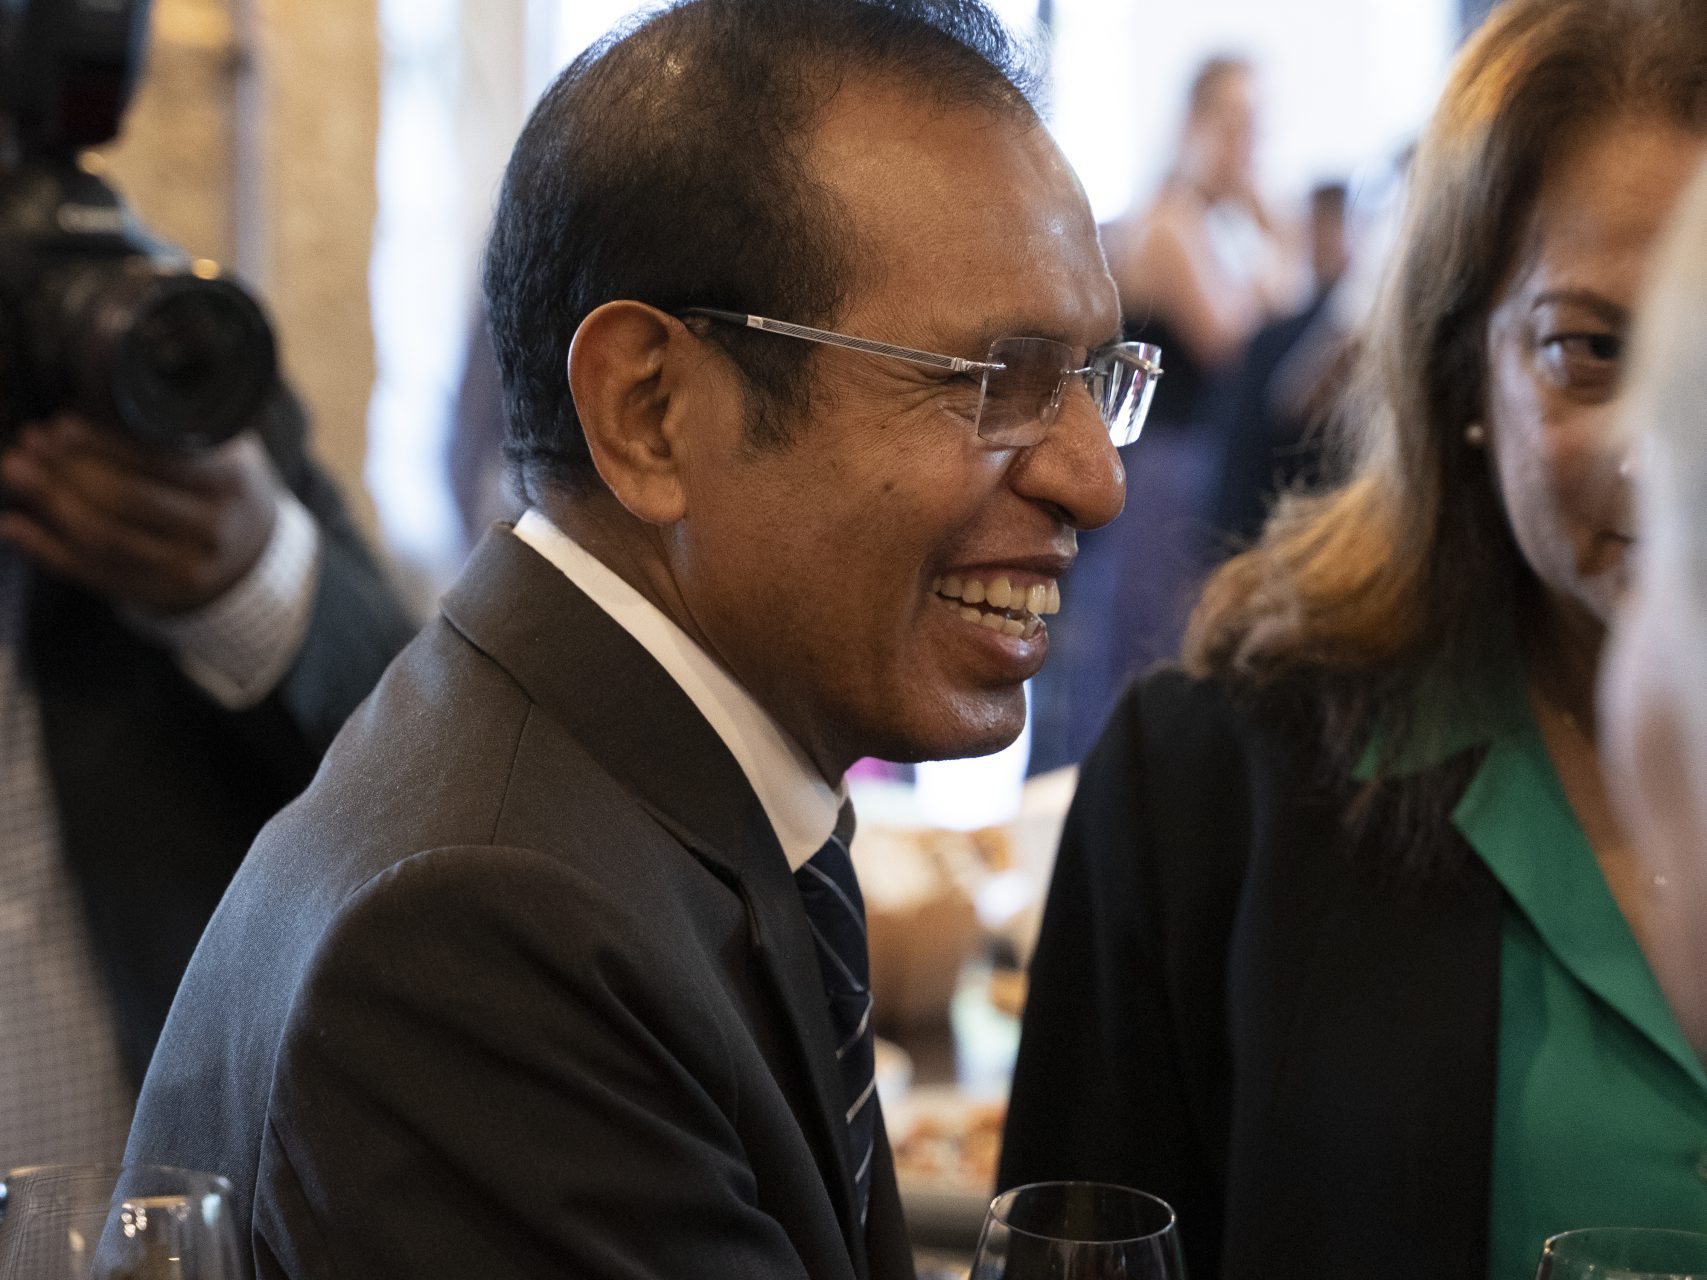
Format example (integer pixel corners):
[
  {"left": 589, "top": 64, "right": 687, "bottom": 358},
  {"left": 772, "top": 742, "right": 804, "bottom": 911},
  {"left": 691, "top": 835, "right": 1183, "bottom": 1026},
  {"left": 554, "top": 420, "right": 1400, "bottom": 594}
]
[
  {"left": 803, "top": 79, "right": 1111, "bottom": 330},
  {"left": 807, "top": 80, "right": 1065, "bottom": 219},
  {"left": 905, "top": 298, "right": 1121, "bottom": 351}
]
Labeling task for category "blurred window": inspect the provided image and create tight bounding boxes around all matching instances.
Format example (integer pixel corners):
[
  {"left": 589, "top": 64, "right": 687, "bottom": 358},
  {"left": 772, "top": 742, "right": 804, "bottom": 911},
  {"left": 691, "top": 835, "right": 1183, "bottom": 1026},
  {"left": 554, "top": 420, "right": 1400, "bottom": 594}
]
[
  {"left": 369, "top": 0, "right": 467, "bottom": 581},
  {"left": 367, "top": 0, "right": 1455, "bottom": 599},
  {"left": 1050, "top": 0, "right": 1454, "bottom": 221}
]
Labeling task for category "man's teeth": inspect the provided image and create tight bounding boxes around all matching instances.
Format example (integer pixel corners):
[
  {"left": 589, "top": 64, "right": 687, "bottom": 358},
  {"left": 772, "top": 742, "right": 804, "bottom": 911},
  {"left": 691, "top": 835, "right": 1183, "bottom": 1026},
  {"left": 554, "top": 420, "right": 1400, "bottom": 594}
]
[
  {"left": 932, "top": 574, "right": 1061, "bottom": 619},
  {"left": 955, "top": 606, "right": 1042, "bottom": 638}
]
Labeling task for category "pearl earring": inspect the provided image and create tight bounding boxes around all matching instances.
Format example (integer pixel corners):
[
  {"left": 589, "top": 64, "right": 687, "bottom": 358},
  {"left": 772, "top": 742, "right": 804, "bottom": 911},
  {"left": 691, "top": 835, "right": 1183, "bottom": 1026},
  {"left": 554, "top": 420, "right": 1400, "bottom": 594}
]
[{"left": 1464, "top": 422, "right": 1487, "bottom": 447}]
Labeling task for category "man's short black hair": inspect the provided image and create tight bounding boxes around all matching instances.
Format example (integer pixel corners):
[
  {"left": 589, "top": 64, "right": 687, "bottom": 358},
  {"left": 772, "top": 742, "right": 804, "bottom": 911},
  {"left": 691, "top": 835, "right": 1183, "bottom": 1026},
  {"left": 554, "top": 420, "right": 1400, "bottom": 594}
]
[{"left": 483, "top": 0, "right": 1040, "bottom": 496}]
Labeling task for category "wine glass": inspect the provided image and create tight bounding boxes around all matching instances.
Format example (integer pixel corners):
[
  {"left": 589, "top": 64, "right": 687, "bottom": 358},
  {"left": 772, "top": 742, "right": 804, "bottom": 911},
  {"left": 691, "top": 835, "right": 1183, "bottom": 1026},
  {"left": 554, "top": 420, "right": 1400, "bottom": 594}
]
[
  {"left": 0, "top": 1164, "right": 241, "bottom": 1280},
  {"left": 971, "top": 1181, "right": 1186, "bottom": 1280},
  {"left": 1537, "top": 1227, "right": 1707, "bottom": 1280}
]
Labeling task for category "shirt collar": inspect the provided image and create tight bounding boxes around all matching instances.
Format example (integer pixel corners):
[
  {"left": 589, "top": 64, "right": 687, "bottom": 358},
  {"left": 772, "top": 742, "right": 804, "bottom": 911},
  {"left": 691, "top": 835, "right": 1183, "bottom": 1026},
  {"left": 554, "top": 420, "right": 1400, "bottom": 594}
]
[
  {"left": 1451, "top": 680, "right": 1707, "bottom": 1092},
  {"left": 1352, "top": 645, "right": 1530, "bottom": 783},
  {"left": 512, "top": 509, "right": 845, "bottom": 871},
  {"left": 1347, "top": 653, "right": 1707, "bottom": 1088}
]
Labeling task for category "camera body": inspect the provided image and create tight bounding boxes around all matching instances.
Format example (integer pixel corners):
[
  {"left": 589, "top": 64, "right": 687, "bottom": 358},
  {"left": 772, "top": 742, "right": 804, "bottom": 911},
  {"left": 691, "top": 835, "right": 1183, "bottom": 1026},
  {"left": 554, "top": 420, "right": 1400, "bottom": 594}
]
[{"left": 0, "top": 0, "right": 277, "bottom": 451}]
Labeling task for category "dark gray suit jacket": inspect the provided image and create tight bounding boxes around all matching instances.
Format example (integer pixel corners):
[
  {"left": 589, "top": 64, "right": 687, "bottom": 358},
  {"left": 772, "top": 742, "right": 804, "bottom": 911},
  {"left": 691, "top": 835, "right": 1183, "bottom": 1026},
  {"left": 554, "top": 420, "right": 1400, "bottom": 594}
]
[{"left": 126, "top": 526, "right": 915, "bottom": 1280}]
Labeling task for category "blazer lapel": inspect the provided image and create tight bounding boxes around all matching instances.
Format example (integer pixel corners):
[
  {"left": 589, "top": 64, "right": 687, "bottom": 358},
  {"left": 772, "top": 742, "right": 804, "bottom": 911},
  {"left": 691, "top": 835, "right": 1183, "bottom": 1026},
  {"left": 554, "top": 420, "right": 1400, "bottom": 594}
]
[{"left": 441, "top": 527, "right": 869, "bottom": 1270}]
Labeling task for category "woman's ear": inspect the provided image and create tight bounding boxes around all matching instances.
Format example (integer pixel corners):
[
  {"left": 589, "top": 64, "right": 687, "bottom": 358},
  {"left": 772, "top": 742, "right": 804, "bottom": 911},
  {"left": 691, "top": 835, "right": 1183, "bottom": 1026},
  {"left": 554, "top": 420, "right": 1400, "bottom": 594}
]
[{"left": 568, "top": 301, "right": 710, "bottom": 524}]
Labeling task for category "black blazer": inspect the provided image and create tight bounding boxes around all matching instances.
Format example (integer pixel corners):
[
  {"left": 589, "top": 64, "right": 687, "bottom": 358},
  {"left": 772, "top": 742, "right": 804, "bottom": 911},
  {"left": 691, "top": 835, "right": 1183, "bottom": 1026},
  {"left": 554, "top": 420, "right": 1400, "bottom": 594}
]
[
  {"left": 126, "top": 527, "right": 916, "bottom": 1280},
  {"left": 26, "top": 390, "right": 416, "bottom": 1085},
  {"left": 999, "top": 669, "right": 1505, "bottom": 1280}
]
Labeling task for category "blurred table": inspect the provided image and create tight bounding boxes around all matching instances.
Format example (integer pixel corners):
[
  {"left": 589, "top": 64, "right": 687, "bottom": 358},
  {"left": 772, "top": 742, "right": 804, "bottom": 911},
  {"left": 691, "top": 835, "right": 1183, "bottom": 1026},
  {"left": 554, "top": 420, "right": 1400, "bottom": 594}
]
[{"left": 886, "top": 962, "right": 1023, "bottom": 1269}]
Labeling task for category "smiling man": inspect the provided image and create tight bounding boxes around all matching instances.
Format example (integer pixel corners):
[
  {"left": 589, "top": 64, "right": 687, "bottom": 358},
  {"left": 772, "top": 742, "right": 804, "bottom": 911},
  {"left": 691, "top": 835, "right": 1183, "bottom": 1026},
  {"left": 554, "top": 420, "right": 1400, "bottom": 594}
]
[{"left": 124, "top": 2, "right": 1150, "bottom": 1277}]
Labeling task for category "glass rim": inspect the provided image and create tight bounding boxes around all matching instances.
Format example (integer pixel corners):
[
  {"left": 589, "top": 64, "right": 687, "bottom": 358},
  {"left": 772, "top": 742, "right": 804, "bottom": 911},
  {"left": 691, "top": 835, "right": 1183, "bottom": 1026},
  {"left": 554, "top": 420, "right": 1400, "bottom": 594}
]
[
  {"left": 2, "top": 1162, "right": 235, "bottom": 1196},
  {"left": 1544, "top": 1226, "right": 1707, "bottom": 1256},
  {"left": 988, "top": 1179, "right": 1178, "bottom": 1246}
]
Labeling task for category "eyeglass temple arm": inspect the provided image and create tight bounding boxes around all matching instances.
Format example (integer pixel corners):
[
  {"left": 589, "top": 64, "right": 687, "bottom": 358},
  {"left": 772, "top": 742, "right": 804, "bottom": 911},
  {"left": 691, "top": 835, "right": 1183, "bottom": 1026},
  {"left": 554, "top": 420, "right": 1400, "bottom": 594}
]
[
  {"left": 1094, "top": 346, "right": 1164, "bottom": 378},
  {"left": 677, "top": 307, "right": 1001, "bottom": 374}
]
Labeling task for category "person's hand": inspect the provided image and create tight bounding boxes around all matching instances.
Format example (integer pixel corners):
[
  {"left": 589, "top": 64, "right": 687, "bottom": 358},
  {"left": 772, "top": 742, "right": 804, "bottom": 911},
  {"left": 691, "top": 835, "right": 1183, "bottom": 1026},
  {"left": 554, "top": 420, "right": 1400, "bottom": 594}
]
[{"left": 0, "top": 414, "right": 281, "bottom": 614}]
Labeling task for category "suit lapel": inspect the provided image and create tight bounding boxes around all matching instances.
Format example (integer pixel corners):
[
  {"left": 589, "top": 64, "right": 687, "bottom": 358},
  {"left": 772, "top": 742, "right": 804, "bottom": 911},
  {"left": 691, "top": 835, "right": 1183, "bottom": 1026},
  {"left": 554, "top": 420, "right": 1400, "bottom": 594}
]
[{"left": 441, "top": 527, "right": 869, "bottom": 1271}]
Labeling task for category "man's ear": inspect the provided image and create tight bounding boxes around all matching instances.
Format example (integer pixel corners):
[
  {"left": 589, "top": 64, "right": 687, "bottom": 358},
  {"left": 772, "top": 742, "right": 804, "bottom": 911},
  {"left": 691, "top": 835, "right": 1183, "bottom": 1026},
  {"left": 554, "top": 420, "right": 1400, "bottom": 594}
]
[{"left": 568, "top": 301, "right": 713, "bottom": 525}]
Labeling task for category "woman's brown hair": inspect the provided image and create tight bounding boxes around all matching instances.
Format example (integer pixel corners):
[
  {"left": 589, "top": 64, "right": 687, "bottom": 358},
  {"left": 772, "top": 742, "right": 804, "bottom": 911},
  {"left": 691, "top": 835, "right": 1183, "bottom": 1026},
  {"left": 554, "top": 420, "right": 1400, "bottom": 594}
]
[{"left": 1181, "top": 0, "right": 1707, "bottom": 865}]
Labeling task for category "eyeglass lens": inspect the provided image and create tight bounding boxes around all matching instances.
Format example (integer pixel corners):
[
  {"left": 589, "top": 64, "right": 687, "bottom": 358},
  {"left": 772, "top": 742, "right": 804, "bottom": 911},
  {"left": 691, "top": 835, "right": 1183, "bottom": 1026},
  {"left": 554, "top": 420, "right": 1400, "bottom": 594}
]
[{"left": 975, "top": 337, "right": 1160, "bottom": 449}]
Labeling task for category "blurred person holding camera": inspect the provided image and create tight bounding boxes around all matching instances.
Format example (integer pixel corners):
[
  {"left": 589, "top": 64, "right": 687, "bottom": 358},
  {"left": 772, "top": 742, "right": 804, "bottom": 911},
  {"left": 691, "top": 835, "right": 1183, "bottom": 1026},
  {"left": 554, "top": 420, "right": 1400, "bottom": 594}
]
[{"left": 0, "top": 0, "right": 413, "bottom": 1168}]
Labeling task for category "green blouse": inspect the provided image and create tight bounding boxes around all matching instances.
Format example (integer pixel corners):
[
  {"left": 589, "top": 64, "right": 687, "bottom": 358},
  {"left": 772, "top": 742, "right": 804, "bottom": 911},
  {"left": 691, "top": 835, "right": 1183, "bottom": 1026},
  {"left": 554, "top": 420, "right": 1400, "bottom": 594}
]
[{"left": 1417, "top": 685, "right": 1707, "bottom": 1279}]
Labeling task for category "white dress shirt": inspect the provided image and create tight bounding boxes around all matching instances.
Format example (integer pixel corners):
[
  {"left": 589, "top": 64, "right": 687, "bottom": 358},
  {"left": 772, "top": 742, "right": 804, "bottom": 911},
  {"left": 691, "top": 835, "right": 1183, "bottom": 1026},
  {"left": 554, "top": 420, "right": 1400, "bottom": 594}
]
[
  {"left": 514, "top": 509, "right": 845, "bottom": 871},
  {"left": 124, "top": 490, "right": 322, "bottom": 709}
]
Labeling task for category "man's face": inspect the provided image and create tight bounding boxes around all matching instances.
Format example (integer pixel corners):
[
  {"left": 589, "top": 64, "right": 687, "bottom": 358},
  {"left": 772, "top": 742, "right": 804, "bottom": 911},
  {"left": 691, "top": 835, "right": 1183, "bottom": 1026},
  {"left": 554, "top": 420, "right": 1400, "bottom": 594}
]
[{"left": 669, "top": 81, "right": 1124, "bottom": 777}]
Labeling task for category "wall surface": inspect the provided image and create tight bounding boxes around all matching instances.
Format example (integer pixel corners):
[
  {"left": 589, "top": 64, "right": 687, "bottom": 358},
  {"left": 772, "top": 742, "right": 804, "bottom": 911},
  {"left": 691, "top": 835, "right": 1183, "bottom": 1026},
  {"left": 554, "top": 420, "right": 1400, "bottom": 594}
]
[
  {"left": 97, "top": 0, "right": 237, "bottom": 266},
  {"left": 99, "top": 0, "right": 382, "bottom": 537}
]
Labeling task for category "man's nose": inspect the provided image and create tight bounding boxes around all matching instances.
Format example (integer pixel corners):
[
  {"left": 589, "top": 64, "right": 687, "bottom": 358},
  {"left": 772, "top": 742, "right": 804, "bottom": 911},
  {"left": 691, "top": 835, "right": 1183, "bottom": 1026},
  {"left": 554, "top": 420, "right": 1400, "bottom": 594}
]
[{"left": 1005, "top": 391, "right": 1127, "bottom": 531}]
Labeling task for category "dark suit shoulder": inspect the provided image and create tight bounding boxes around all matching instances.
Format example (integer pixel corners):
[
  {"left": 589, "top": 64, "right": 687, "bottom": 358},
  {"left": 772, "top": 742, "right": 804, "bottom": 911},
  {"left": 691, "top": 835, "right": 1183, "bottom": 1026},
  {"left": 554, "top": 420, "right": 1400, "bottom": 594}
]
[
  {"left": 1072, "top": 667, "right": 1310, "bottom": 902},
  {"left": 284, "top": 839, "right": 743, "bottom": 1103},
  {"left": 306, "top": 617, "right": 536, "bottom": 844},
  {"left": 129, "top": 624, "right": 760, "bottom": 1273},
  {"left": 1107, "top": 666, "right": 1309, "bottom": 770},
  {"left": 234, "top": 838, "right": 751, "bottom": 1279}
]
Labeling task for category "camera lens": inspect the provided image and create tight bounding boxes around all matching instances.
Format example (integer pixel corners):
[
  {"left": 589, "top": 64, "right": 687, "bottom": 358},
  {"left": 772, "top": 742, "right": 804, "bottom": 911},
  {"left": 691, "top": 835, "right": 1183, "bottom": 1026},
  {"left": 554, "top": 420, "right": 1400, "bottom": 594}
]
[{"left": 76, "top": 266, "right": 277, "bottom": 451}]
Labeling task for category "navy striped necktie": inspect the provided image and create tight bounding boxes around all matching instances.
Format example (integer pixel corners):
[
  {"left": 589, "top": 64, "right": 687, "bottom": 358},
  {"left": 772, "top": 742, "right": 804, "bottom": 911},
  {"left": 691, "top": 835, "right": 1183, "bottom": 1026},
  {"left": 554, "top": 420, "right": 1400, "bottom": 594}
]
[{"left": 794, "top": 806, "right": 877, "bottom": 1225}]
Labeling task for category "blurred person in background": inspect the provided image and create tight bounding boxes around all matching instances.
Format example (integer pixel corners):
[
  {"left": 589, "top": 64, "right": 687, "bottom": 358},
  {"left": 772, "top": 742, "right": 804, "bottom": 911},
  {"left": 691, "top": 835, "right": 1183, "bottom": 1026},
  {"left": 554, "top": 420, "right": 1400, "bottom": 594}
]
[
  {"left": 1208, "top": 180, "right": 1355, "bottom": 546},
  {"left": 1103, "top": 54, "right": 1298, "bottom": 427},
  {"left": 1601, "top": 155, "right": 1707, "bottom": 1070},
  {"left": 1027, "top": 55, "right": 1301, "bottom": 774},
  {"left": 1202, "top": 143, "right": 1418, "bottom": 549},
  {"left": 0, "top": 0, "right": 416, "bottom": 1171},
  {"left": 1003, "top": 4, "right": 1707, "bottom": 1279}
]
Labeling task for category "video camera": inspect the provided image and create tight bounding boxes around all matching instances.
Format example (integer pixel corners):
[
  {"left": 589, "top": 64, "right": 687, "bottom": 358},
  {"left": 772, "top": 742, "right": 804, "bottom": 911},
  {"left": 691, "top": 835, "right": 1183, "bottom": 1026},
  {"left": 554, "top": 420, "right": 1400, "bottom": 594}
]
[{"left": 0, "top": 0, "right": 276, "bottom": 451}]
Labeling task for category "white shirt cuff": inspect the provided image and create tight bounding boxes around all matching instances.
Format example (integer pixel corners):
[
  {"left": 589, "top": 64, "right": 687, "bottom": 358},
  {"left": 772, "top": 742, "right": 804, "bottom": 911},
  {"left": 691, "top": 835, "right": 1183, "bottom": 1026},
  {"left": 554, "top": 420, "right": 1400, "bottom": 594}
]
[{"left": 129, "top": 490, "right": 322, "bottom": 710}]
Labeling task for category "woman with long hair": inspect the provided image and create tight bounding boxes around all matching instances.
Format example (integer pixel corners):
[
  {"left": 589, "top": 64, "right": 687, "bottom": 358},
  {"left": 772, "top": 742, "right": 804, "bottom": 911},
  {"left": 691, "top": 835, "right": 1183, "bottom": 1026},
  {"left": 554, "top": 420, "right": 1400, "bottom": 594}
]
[{"left": 1001, "top": 4, "right": 1707, "bottom": 1278}]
